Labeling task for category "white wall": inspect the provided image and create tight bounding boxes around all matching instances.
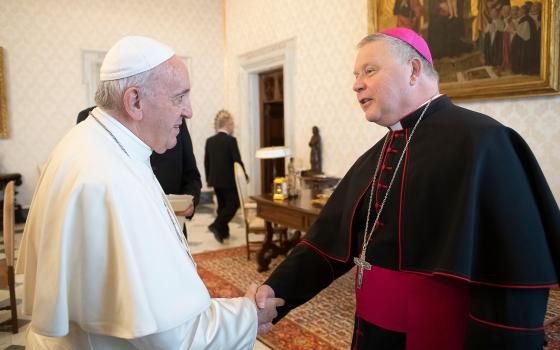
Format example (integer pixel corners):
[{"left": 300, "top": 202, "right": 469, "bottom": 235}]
[
  {"left": 0, "top": 0, "right": 224, "bottom": 204},
  {"left": 225, "top": 0, "right": 560, "bottom": 201}
]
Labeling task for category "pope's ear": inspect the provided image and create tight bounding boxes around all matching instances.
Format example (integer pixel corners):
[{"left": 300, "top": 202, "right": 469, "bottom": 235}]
[{"left": 123, "top": 86, "right": 143, "bottom": 121}]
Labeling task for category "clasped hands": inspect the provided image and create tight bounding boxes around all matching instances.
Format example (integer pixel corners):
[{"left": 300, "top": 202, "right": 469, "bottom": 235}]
[{"left": 245, "top": 284, "right": 284, "bottom": 334}]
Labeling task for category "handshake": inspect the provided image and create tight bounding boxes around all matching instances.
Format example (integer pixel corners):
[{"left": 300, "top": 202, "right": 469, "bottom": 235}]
[{"left": 245, "top": 284, "right": 285, "bottom": 334}]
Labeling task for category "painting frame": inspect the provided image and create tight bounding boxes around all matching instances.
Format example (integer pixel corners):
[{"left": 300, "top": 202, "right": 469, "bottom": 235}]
[
  {"left": 368, "top": 0, "right": 560, "bottom": 100},
  {"left": 0, "top": 47, "right": 8, "bottom": 138}
]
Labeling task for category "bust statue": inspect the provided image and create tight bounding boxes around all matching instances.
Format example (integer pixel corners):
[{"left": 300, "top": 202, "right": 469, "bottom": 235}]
[{"left": 309, "top": 126, "right": 322, "bottom": 174}]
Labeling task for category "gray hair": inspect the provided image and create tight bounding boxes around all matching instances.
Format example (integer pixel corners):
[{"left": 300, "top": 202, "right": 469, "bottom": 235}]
[
  {"left": 358, "top": 33, "right": 439, "bottom": 81},
  {"left": 94, "top": 67, "right": 159, "bottom": 112}
]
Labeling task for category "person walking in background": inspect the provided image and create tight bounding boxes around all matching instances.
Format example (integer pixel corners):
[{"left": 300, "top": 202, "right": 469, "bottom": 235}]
[{"left": 204, "top": 109, "right": 248, "bottom": 243}]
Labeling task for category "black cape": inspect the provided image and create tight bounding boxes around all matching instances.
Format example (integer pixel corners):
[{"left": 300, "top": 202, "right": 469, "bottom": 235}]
[{"left": 302, "top": 95, "right": 560, "bottom": 287}]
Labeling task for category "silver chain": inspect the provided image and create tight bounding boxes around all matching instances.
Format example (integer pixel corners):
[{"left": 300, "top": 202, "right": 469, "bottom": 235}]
[
  {"left": 92, "top": 115, "right": 130, "bottom": 157},
  {"left": 359, "top": 97, "right": 435, "bottom": 259}
]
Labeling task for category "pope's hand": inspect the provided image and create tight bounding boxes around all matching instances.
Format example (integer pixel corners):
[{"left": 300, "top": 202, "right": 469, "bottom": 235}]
[{"left": 245, "top": 283, "right": 285, "bottom": 334}]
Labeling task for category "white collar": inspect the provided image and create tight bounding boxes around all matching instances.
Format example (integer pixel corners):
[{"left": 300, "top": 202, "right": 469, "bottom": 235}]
[
  {"left": 91, "top": 107, "right": 152, "bottom": 164},
  {"left": 390, "top": 93, "right": 442, "bottom": 131},
  {"left": 389, "top": 121, "right": 404, "bottom": 131}
]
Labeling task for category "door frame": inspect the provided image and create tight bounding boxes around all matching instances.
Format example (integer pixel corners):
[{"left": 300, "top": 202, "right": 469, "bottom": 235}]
[{"left": 238, "top": 38, "right": 296, "bottom": 195}]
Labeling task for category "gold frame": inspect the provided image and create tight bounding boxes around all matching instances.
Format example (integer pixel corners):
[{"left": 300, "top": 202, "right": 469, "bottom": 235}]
[
  {"left": 368, "top": 0, "right": 560, "bottom": 100},
  {"left": 0, "top": 47, "right": 8, "bottom": 138}
]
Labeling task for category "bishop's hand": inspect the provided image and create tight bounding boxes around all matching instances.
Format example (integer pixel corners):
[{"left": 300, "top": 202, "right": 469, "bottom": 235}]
[{"left": 245, "top": 283, "right": 285, "bottom": 334}]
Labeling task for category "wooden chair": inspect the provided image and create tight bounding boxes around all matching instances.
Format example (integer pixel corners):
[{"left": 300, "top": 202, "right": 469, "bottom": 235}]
[
  {"left": 233, "top": 163, "right": 286, "bottom": 260},
  {"left": 1, "top": 181, "right": 18, "bottom": 333}
]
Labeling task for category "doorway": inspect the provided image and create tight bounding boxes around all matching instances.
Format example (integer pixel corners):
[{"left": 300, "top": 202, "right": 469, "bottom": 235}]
[
  {"left": 238, "top": 38, "right": 295, "bottom": 196},
  {"left": 258, "top": 68, "right": 285, "bottom": 194}
]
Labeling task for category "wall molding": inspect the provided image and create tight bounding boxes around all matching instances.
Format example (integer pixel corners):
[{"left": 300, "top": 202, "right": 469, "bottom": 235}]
[{"left": 82, "top": 50, "right": 105, "bottom": 107}]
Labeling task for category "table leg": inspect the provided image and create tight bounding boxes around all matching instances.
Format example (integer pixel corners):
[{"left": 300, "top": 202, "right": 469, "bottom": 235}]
[
  {"left": 257, "top": 222, "right": 303, "bottom": 272},
  {"left": 257, "top": 221, "right": 275, "bottom": 272},
  {"left": 282, "top": 230, "right": 302, "bottom": 251},
  {"left": 257, "top": 221, "right": 281, "bottom": 272}
]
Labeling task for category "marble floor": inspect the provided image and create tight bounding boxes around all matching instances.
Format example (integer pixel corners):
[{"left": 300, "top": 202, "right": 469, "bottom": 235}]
[{"left": 0, "top": 202, "right": 270, "bottom": 349}]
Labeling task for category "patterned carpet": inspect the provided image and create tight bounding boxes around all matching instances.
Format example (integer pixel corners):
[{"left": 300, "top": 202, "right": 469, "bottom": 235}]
[
  {"left": 194, "top": 246, "right": 560, "bottom": 350},
  {"left": 195, "top": 246, "right": 354, "bottom": 349},
  {"left": 546, "top": 290, "right": 560, "bottom": 349}
]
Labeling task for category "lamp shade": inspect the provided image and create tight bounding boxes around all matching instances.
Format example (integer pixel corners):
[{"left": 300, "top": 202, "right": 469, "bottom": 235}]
[{"left": 255, "top": 146, "right": 291, "bottom": 159}]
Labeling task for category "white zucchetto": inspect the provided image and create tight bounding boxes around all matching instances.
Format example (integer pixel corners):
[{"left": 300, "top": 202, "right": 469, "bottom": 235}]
[{"left": 100, "top": 36, "right": 175, "bottom": 81}]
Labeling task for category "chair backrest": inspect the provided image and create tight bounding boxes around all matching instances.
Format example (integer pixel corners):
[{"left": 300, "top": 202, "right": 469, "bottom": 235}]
[
  {"left": 233, "top": 162, "right": 248, "bottom": 220},
  {"left": 3, "top": 181, "right": 15, "bottom": 267}
]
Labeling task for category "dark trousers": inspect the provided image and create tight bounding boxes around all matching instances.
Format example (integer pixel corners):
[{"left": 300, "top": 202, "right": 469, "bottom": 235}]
[{"left": 211, "top": 187, "right": 240, "bottom": 238}]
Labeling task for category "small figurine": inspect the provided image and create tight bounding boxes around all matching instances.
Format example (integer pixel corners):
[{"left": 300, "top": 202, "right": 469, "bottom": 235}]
[{"left": 309, "top": 126, "right": 322, "bottom": 174}]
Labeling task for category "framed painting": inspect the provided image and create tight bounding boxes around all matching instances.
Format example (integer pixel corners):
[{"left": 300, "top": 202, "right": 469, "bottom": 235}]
[
  {"left": 0, "top": 47, "right": 7, "bottom": 138},
  {"left": 368, "top": 0, "right": 560, "bottom": 100}
]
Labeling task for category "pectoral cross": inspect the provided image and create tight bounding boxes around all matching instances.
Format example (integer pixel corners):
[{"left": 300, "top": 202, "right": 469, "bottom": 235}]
[{"left": 353, "top": 252, "right": 371, "bottom": 289}]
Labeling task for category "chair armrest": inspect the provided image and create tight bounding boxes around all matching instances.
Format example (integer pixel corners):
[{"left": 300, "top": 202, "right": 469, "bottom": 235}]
[{"left": 244, "top": 201, "right": 257, "bottom": 209}]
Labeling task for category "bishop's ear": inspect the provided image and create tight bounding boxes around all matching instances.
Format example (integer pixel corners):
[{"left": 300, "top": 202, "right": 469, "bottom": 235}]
[
  {"left": 123, "top": 86, "right": 143, "bottom": 121},
  {"left": 409, "top": 57, "right": 423, "bottom": 86}
]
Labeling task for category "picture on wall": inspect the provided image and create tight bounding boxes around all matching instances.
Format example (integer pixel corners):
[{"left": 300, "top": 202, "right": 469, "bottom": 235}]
[{"left": 368, "top": 0, "right": 560, "bottom": 99}]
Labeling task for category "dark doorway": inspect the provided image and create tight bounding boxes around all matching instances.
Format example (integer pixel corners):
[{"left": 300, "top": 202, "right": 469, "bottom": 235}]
[{"left": 259, "top": 68, "right": 285, "bottom": 194}]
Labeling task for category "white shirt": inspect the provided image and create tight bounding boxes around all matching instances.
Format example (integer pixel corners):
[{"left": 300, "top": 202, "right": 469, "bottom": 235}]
[{"left": 17, "top": 108, "right": 257, "bottom": 349}]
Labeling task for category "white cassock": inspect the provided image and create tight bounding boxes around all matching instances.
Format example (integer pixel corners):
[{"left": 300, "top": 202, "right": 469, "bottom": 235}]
[{"left": 17, "top": 108, "right": 257, "bottom": 349}]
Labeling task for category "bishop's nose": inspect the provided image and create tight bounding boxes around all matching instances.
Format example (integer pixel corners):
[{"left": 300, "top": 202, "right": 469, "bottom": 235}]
[{"left": 353, "top": 78, "right": 365, "bottom": 93}]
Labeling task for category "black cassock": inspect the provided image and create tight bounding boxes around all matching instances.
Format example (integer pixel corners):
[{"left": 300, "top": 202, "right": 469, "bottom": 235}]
[{"left": 265, "top": 95, "right": 560, "bottom": 349}]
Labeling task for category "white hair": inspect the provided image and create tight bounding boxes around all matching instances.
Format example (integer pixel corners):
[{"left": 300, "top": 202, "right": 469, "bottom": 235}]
[{"left": 94, "top": 65, "right": 162, "bottom": 112}]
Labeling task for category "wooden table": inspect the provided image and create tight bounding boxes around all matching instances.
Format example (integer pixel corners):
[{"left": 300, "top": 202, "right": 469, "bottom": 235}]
[{"left": 251, "top": 188, "right": 324, "bottom": 271}]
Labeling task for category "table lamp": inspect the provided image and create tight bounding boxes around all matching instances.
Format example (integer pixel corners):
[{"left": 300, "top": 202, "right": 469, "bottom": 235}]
[{"left": 255, "top": 146, "right": 291, "bottom": 200}]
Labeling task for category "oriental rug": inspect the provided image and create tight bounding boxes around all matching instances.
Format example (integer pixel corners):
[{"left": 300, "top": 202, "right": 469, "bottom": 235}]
[{"left": 194, "top": 246, "right": 560, "bottom": 350}]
